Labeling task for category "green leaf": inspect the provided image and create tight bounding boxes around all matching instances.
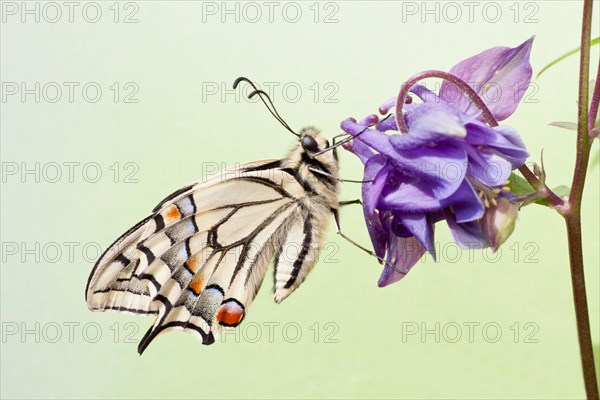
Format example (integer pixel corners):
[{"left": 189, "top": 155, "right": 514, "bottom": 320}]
[
  {"left": 537, "top": 37, "right": 600, "bottom": 78},
  {"left": 549, "top": 121, "right": 578, "bottom": 131},
  {"left": 508, "top": 172, "right": 535, "bottom": 195},
  {"left": 508, "top": 173, "right": 569, "bottom": 207}
]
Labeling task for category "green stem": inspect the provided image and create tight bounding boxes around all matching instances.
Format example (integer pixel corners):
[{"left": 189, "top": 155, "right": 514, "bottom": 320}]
[{"left": 565, "top": 0, "right": 598, "bottom": 398}]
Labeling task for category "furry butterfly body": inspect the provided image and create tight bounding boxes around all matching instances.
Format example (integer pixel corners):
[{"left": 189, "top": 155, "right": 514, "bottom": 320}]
[{"left": 85, "top": 127, "right": 339, "bottom": 353}]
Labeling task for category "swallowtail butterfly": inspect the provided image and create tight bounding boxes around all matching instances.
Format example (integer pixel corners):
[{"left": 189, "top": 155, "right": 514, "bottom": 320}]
[{"left": 85, "top": 78, "right": 364, "bottom": 353}]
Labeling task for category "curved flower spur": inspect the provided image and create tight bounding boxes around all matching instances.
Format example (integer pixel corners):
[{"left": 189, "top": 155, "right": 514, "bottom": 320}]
[{"left": 342, "top": 38, "right": 534, "bottom": 286}]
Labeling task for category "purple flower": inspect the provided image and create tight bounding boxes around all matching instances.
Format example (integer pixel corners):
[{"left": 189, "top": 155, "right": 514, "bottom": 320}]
[{"left": 343, "top": 39, "right": 533, "bottom": 287}]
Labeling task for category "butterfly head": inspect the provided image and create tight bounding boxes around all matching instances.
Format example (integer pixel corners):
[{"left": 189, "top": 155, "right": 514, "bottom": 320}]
[
  {"left": 299, "top": 127, "right": 330, "bottom": 153},
  {"left": 293, "top": 127, "right": 339, "bottom": 180}
]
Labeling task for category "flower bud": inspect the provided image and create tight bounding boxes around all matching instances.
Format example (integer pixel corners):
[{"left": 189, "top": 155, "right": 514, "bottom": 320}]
[{"left": 482, "top": 197, "right": 518, "bottom": 251}]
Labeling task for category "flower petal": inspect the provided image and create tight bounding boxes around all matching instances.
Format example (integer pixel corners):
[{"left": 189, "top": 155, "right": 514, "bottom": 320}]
[
  {"left": 340, "top": 117, "right": 366, "bottom": 135},
  {"left": 410, "top": 84, "right": 441, "bottom": 103},
  {"left": 379, "top": 97, "right": 396, "bottom": 114},
  {"left": 362, "top": 156, "right": 390, "bottom": 258},
  {"left": 344, "top": 139, "right": 376, "bottom": 164},
  {"left": 403, "top": 102, "right": 468, "bottom": 142},
  {"left": 341, "top": 118, "right": 376, "bottom": 164},
  {"left": 381, "top": 173, "right": 444, "bottom": 212},
  {"left": 445, "top": 210, "right": 488, "bottom": 249},
  {"left": 363, "top": 211, "right": 388, "bottom": 260},
  {"left": 397, "top": 211, "right": 436, "bottom": 259},
  {"left": 441, "top": 180, "right": 484, "bottom": 223},
  {"left": 466, "top": 122, "right": 529, "bottom": 168},
  {"left": 439, "top": 37, "right": 534, "bottom": 121},
  {"left": 378, "top": 236, "right": 426, "bottom": 287},
  {"left": 491, "top": 125, "right": 530, "bottom": 168},
  {"left": 380, "top": 85, "right": 439, "bottom": 114},
  {"left": 390, "top": 145, "right": 468, "bottom": 200},
  {"left": 359, "top": 114, "right": 379, "bottom": 126},
  {"left": 363, "top": 155, "right": 390, "bottom": 214},
  {"left": 464, "top": 146, "right": 512, "bottom": 187},
  {"left": 376, "top": 115, "right": 398, "bottom": 132}
]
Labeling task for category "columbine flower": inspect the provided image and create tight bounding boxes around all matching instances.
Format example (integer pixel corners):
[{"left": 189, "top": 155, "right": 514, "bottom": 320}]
[{"left": 343, "top": 38, "right": 534, "bottom": 287}]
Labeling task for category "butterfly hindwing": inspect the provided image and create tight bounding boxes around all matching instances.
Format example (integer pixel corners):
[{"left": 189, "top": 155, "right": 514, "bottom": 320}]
[
  {"left": 273, "top": 213, "right": 324, "bottom": 303},
  {"left": 138, "top": 197, "right": 301, "bottom": 352}
]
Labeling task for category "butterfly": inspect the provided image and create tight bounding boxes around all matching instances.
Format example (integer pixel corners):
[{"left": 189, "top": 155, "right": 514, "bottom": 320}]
[{"left": 85, "top": 77, "right": 366, "bottom": 354}]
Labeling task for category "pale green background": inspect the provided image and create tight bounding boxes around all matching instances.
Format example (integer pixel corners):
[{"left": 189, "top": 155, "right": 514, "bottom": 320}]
[{"left": 1, "top": 1, "right": 599, "bottom": 399}]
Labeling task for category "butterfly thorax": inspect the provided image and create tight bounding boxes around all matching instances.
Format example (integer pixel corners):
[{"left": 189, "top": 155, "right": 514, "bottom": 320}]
[{"left": 280, "top": 127, "right": 340, "bottom": 213}]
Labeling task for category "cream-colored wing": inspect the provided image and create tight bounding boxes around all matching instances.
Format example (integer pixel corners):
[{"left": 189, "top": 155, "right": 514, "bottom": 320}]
[{"left": 86, "top": 160, "right": 321, "bottom": 353}]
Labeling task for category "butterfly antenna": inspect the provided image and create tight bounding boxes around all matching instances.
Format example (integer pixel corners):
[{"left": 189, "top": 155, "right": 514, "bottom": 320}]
[{"left": 233, "top": 77, "right": 300, "bottom": 137}]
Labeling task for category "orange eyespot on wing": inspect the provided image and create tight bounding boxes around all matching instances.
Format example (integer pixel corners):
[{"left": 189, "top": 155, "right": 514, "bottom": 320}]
[
  {"left": 185, "top": 253, "right": 201, "bottom": 274},
  {"left": 165, "top": 205, "right": 181, "bottom": 221},
  {"left": 216, "top": 300, "right": 245, "bottom": 327},
  {"left": 188, "top": 276, "right": 204, "bottom": 296}
]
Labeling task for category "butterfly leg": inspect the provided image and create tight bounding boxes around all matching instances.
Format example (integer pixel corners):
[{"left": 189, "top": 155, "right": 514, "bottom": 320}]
[
  {"left": 331, "top": 209, "right": 382, "bottom": 261},
  {"left": 331, "top": 133, "right": 348, "bottom": 160},
  {"left": 339, "top": 199, "right": 362, "bottom": 207},
  {"left": 331, "top": 208, "right": 400, "bottom": 271}
]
